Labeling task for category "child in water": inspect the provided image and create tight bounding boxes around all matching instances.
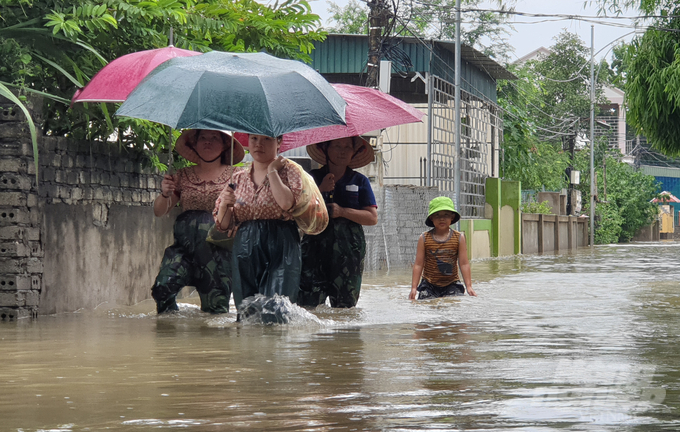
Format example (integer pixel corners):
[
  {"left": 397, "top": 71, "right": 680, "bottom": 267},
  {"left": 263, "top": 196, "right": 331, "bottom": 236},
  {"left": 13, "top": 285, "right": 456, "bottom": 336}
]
[{"left": 410, "top": 197, "right": 476, "bottom": 299}]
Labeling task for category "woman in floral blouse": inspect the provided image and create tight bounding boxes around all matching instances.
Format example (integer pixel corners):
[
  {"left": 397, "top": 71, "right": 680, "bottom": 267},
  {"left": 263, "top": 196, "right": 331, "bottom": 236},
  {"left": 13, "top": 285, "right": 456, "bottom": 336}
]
[
  {"left": 214, "top": 134, "right": 303, "bottom": 317},
  {"left": 152, "top": 129, "right": 244, "bottom": 314}
]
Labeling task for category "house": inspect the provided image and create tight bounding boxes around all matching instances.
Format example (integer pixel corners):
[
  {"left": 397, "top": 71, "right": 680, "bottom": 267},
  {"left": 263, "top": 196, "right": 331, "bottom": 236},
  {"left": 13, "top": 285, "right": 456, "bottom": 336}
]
[{"left": 289, "top": 33, "right": 516, "bottom": 219}]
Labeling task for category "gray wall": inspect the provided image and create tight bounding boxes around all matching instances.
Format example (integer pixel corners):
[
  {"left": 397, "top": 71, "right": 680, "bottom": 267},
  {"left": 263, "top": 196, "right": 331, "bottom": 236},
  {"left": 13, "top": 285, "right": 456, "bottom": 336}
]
[
  {"left": 1, "top": 95, "right": 171, "bottom": 318},
  {"left": 363, "top": 185, "right": 442, "bottom": 272},
  {"left": 633, "top": 220, "right": 660, "bottom": 242},
  {"left": 41, "top": 204, "right": 176, "bottom": 314}
]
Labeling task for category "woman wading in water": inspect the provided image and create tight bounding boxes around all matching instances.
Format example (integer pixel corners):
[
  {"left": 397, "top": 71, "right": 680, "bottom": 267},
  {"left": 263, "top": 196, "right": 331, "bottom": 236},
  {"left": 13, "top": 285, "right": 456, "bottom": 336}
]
[
  {"left": 298, "top": 136, "right": 378, "bottom": 308},
  {"left": 152, "top": 129, "right": 244, "bottom": 314},
  {"left": 214, "top": 134, "right": 304, "bottom": 320}
]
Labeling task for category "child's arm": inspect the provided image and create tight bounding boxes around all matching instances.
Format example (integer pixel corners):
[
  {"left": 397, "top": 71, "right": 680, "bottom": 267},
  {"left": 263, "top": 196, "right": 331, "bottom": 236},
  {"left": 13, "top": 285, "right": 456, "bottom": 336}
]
[
  {"left": 458, "top": 233, "right": 476, "bottom": 296},
  {"left": 410, "top": 235, "right": 425, "bottom": 300}
]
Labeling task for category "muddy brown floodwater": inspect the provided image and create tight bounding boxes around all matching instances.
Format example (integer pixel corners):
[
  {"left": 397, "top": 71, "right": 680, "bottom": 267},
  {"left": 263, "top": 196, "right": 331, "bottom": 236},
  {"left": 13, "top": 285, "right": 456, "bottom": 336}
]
[{"left": 1, "top": 242, "right": 679, "bottom": 431}]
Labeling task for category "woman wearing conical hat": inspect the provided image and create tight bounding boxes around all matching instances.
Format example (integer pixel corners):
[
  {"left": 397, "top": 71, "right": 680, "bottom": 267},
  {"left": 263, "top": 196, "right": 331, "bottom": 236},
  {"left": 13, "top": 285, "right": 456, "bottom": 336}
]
[
  {"left": 298, "top": 136, "right": 378, "bottom": 308},
  {"left": 152, "top": 129, "right": 245, "bottom": 314}
]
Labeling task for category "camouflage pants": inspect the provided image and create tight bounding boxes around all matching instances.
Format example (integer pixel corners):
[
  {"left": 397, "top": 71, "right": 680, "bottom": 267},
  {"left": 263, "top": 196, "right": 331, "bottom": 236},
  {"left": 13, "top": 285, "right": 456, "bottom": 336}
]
[
  {"left": 298, "top": 218, "right": 366, "bottom": 308},
  {"left": 152, "top": 210, "right": 232, "bottom": 314}
]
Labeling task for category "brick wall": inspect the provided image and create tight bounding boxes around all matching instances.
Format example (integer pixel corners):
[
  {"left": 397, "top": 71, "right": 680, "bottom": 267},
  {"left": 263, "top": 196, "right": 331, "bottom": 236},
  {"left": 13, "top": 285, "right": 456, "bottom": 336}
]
[
  {"left": 0, "top": 98, "right": 42, "bottom": 319},
  {"left": 0, "top": 95, "right": 165, "bottom": 319}
]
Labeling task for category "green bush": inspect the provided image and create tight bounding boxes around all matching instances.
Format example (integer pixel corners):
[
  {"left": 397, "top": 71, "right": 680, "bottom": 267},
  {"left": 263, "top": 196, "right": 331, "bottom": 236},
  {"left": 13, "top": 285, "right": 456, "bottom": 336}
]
[
  {"left": 594, "top": 202, "right": 623, "bottom": 244},
  {"left": 521, "top": 200, "right": 553, "bottom": 214},
  {"left": 574, "top": 141, "right": 659, "bottom": 243}
]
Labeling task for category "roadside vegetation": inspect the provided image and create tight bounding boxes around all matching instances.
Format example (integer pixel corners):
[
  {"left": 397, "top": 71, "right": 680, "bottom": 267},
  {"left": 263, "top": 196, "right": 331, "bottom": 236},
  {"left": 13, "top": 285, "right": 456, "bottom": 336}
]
[
  {"left": 326, "top": 1, "right": 661, "bottom": 243},
  {"left": 2, "top": 0, "right": 672, "bottom": 244},
  {"left": 0, "top": 0, "right": 324, "bottom": 171},
  {"left": 497, "top": 32, "right": 659, "bottom": 244}
]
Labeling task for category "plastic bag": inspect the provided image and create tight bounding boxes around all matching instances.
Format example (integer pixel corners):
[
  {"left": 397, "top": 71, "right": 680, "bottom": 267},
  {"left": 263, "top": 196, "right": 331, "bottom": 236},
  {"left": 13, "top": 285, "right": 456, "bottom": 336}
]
[{"left": 287, "top": 161, "right": 329, "bottom": 235}]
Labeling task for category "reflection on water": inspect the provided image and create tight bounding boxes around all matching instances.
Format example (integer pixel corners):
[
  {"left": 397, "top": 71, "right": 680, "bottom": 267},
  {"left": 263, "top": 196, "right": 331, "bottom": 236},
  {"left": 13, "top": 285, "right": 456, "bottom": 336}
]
[{"left": 2, "top": 243, "right": 680, "bottom": 431}]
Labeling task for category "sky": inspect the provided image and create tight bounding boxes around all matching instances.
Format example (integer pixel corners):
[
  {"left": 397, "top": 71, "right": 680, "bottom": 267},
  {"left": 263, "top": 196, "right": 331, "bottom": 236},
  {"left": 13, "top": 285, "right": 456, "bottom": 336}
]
[{"left": 307, "top": 0, "right": 642, "bottom": 61}]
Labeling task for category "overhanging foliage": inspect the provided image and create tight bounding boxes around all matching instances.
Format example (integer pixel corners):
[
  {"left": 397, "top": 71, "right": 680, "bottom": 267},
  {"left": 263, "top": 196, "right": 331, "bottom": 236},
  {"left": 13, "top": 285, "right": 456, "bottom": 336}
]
[{"left": 0, "top": 0, "right": 326, "bottom": 171}]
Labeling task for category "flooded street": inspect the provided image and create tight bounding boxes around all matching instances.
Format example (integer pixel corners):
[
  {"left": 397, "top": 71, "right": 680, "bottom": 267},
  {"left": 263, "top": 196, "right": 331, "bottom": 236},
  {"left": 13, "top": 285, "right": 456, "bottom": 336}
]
[{"left": 2, "top": 242, "right": 680, "bottom": 431}]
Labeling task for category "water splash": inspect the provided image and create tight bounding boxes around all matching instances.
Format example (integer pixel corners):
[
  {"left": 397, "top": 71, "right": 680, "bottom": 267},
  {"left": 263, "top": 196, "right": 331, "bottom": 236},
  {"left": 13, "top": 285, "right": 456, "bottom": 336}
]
[{"left": 239, "top": 294, "right": 327, "bottom": 326}]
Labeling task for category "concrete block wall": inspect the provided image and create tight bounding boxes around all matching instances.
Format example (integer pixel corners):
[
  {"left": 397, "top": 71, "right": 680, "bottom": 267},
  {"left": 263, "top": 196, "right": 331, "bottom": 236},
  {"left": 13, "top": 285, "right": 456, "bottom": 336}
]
[
  {"left": 363, "top": 183, "right": 523, "bottom": 271},
  {"left": 0, "top": 95, "right": 164, "bottom": 318},
  {"left": 39, "top": 136, "right": 160, "bottom": 208},
  {"left": 0, "top": 98, "right": 43, "bottom": 319},
  {"left": 364, "top": 185, "right": 441, "bottom": 271},
  {"left": 633, "top": 220, "right": 661, "bottom": 242}
]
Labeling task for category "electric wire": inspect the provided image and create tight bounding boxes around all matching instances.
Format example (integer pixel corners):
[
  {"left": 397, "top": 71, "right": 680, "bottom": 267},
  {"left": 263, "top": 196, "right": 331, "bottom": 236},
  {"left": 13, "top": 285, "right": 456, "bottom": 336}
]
[
  {"left": 351, "top": 1, "right": 635, "bottom": 157},
  {"left": 426, "top": 43, "right": 579, "bottom": 139},
  {"left": 391, "top": 12, "right": 583, "bottom": 139}
]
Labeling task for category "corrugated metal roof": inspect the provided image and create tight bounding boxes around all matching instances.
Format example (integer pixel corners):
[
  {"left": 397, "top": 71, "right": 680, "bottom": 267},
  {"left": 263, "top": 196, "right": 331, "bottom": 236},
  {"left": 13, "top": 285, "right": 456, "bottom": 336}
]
[
  {"left": 310, "top": 34, "right": 517, "bottom": 81},
  {"left": 641, "top": 165, "right": 680, "bottom": 178},
  {"left": 311, "top": 35, "right": 369, "bottom": 74}
]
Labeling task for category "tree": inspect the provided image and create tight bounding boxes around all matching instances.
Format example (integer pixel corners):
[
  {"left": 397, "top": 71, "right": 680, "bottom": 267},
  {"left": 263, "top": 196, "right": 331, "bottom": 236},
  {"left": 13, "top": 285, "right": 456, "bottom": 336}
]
[
  {"left": 573, "top": 139, "right": 659, "bottom": 243},
  {"left": 323, "top": 0, "right": 516, "bottom": 60},
  {"left": 622, "top": 15, "right": 680, "bottom": 156},
  {"left": 497, "top": 65, "right": 570, "bottom": 191},
  {"left": 498, "top": 32, "right": 608, "bottom": 190},
  {"left": 589, "top": 0, "right": 671, "bottom": 15},
  {"left": 598, "top": 42, "right": 630, "bottom": 88},
  {"left": 401, "top": 0, "right": 515, "bottom": 60},
  {"left": 0, "top": 0, "right": 326, "bottom": 170},
  {"left": 498, "top": 30, "right": 658, "bottom": 243},
  {"left": 326, "top": 0, "right": 368, "bottom": 34},
  {"left": 528, "top": 32, "right": 608, "bottom": 132},
  {"left": 591, "top": 0, "right": 680, "bottom": 155}
]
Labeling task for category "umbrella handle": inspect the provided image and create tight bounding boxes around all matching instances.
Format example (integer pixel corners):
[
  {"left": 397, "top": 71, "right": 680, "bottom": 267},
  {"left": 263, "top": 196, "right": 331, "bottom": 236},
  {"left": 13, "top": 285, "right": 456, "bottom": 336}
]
[
  {"left": 227, "top": 132, "right": 235, "bottom": 207},
  {"left": 167, "top": 126, "right": 174, "bottom": 174},
  {"left": 230, "top": 133, "right": 235, "bottom": 167},
  {"left": 164, "top": 191, "right": 173, "bottom": 215},
  {"left": 226, "top": 183, "right": 236, "bottom": 207}
]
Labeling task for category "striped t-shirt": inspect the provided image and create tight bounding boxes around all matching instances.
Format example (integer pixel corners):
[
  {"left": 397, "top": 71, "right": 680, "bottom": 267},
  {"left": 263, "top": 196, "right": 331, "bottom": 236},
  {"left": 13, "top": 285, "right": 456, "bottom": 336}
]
[{"left": 422, "top": 229, "right": 460, "bottom": 287}]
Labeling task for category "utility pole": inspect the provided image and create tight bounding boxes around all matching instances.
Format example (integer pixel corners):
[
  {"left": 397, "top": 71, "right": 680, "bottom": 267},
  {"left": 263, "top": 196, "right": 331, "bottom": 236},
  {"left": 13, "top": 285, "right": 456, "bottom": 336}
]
[
  {"left": 366, "top": 0, "right": 389, "bottom": 88},
  {"left": 564, "top": 129, "right": 576, "bottom": 215},
  {"left": 454, "top": 0, "right": 462, "bottom": 214},
  {"left": 589, "top": 25, "right": 595, "bottom": 247}
]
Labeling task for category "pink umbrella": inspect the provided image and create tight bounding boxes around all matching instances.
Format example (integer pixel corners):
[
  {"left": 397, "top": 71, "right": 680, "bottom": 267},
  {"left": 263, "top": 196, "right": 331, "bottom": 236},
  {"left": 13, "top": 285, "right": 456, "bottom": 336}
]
[
  {"left": 71, "top": 46, "right": 201, "bottom": 104},
  {"left": 235, "top": 84, "right": 425, "bottom": 152}
]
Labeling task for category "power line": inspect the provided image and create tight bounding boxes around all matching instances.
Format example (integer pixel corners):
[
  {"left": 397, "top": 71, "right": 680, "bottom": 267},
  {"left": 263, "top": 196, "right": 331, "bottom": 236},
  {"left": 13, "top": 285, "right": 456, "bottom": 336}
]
[
  {"left": 384, "top": 5, "right": 609, "bottom": 144},
  {"left": 407, "top": 3, "right": 680, "bottom": 33},
  {"left": 418, "top": 5, "right": 675, "bottom": 21}
]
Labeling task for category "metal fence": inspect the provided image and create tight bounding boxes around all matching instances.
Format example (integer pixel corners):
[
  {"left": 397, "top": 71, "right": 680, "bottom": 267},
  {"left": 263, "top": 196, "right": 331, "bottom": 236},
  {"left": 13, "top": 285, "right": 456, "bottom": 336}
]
[{"left": 430, "top": 75, "right": 502, "bottom": 218}]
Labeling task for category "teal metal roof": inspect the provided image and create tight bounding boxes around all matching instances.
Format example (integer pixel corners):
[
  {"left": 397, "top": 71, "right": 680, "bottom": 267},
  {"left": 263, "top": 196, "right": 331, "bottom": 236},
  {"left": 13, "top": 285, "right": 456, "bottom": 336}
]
[
  {"left": 309, "top": 34, "right": 516, "bottom": 103},
  {"left": 641, "top": 165, "right": 680, "bottom": 178}
]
